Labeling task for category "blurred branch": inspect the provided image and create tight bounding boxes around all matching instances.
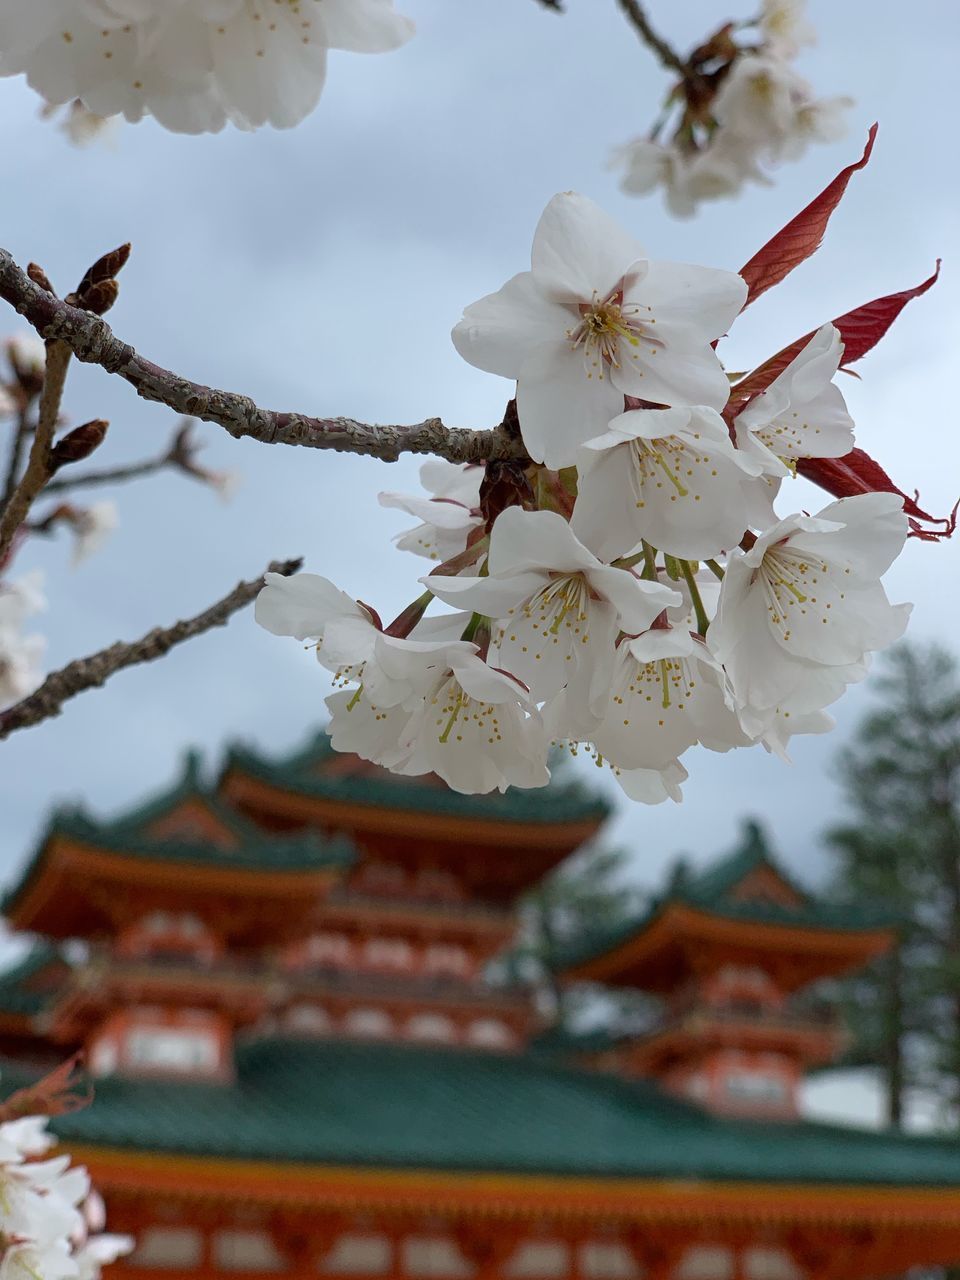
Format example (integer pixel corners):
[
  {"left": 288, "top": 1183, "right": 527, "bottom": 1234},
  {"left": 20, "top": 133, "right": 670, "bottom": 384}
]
[
  {"left": 43, "top": 419, "right": 200, "bottom": 494},
  {"left": 2, "top": 407, "right": 34, "bottom": 508},
  {"left": 0, "top": 556, "right": 301, "bottom": 740},
  {"left": 0, "top": 341, "right": 70, "bottom": 562},
  {"left": 0, "top": 249, "right": 527, "bottom": 466},
  {"left": 616, "top": 0, "right": 692, "bottom": 80}
]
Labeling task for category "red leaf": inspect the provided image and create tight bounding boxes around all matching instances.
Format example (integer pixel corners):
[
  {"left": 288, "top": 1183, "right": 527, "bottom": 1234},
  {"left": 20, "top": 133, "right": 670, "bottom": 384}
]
[
  {"left": 829, "top": 260, "right": 941, "bottom": 365},
  {"left": 798, "top": 449, "right": 956, "bottom": 540},
  {"left": 726, "top": 262, "right": 942, "bottom": 419},
  {"left": 738, "top": 125, "right": 877, "bottom": 310}
]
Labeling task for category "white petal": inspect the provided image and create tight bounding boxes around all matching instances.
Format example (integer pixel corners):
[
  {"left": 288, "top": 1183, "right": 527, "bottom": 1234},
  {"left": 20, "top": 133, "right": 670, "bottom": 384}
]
[{"left": 530, "top": 191, "right": 647, "bottom": 303}]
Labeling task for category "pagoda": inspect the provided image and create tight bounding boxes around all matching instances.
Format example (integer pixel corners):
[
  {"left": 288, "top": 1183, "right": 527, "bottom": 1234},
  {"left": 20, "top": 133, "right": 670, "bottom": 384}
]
[{"left": 3, "top": 735, "right": 960, "bottom": 1280}]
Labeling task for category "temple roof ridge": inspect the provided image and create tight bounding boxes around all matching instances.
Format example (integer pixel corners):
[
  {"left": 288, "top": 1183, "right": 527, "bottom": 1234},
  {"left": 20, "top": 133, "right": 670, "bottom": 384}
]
[{"left": 218, "top": 730, "right": 611, "bottom": 825}]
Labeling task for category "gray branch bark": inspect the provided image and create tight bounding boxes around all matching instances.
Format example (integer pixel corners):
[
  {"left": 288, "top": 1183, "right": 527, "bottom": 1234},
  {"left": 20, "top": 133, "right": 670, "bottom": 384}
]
[
  {"left": 0, "top": 248, "right": 526, "bottom": 466},
  {"left": 0, "top": 557, "right": 301, "bottom": 740}
]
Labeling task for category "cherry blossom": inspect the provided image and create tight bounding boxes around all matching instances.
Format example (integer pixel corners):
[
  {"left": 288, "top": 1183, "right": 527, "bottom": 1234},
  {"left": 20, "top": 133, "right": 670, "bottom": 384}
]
[
  {"left": 548, "top": 626, "right": 749, "bottom": 774},
  {"left": 734, "top": 325, "right": 855, "bottom": 479},
  {"left": 426, "top": 508, "right": 680, "bottom": 730},
  {"left": 0, "top": 0, "right": 414, "bottom": 135},
  {"left": 327, "top": 642, "right": 549, "bottom": 795},
  {"left": 379, "top": 461, "right": 483, "bottom": 562},
  {"left": 708, "top": 494, "right": 911, "bottom": 736},
  {"left": 0, "top": 1113, "right": 132, "bottom": 1279},
  {"left": 572, "top": 405, "right": 758, "bottom": 561},
  {"left": 69, "top": 501, "right": 118, "bottom": 566},
  {"left": 451, "top": 192, "right": 746, "bottom": 468},
  {"left": 760, "top": 0, "right": 818, "bottom": 58},
  {"left": 0, "top": 572, "right": 46, "bottom": 708}
]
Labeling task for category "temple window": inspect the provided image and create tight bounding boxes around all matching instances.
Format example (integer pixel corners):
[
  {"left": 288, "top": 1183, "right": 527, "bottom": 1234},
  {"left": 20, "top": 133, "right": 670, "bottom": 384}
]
[
  {"left": 423, "top": 944, "right": 471, "bottom": 978},
  {"left": 744, "top": 1247, "right": 804, "bottom": 1280},
  {"left": 284, "top": 1003, "right": 332, "bottom": 1035},
  {"left": 128, "top": 1226, "right": 203, "bottom": 1268},
  {"left": 125, "top": 1025, "right": 220, "bottom": 1074},
  {"left": 305, "top": 933, "right": 353, "bottom": 968},
  {"left": 723, "top": 1071, "right": 790, "bottom": 1107},
  {"left": 406, "top": 1012, "right": 455, "bottom": 1043},
  {"left": 344, "top": 1007, "right": 393, "bottom": 1038},
  {"left": 322, "top": 1233, "right": 392, "bottom": 1275},
  {"left": 212, "top": 1229, "right": 286, "bottom": 1272},
  {"left": 89, "top": 1036, "right": 118, "bottom": 1077},
  {"left": 505, "top": 1241, "right": 570, "bottom": 1278},
  {"left": 466, "top": 1018, "right": 515, "bottom": 1050},
  {"left": 402, "top": 1237, "right": 472, "bottom": 1277},
  {"left": 677, "top": 1246, "right": 734, "bottom": 1280},
  {"left": 579, "top": 1241, "right": 641, "bottom": 1279},
  {"left": 362, "top": 938, "right": 414, "bottom": 971}
]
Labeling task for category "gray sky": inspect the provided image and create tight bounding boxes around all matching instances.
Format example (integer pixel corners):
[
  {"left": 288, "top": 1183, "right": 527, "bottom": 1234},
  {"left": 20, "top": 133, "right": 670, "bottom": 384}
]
[{"left": 1, "top": 0, "right": 957, "bottom": 911}]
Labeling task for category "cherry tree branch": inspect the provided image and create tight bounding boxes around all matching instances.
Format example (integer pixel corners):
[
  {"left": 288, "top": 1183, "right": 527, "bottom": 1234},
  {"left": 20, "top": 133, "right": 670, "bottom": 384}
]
[
  {"left": 0, "top": 249, "right": 527, "bottom": 466},
  {"left": 2, "top": 407, "right": 34, "bottom": 507},
  {"left": 615, "top": 0, "right": 690, "bottom": 79},
  {"left": 0, "top": 341, "right": 70, "bottom": 561},
  {"left": 0, "top": 557, "right": 301, "bottom": 740}
]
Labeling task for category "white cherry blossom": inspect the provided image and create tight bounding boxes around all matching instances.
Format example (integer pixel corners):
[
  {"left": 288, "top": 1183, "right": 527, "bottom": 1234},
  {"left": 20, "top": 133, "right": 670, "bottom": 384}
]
[
  {"left": 379, "top": 461, "right": 483, "bottom": 562},
  {"left": 712, "top": 56, "right": 812, "bottom": 152},
  {"left": 255, "top": 570, "right": 466, "bottom": 708},
  {"left": 451, "top": 192, "right": 747, "bottom": 468},
  {"left": 0, "top": 0, "right": 414, "bottom": 135},
  {"left": 70, "top": 501, "right": 118, "bottom": 566},
  {"left": 615, "top": 758, "right": 688, "bottom": 805},
  {"left": 550, "top": 626, "right": 749, "bottom": 773},
  {"left": 708, "top": 493, "right": 911, "bottom": 735},
  {"left": 572, "top": 405, "right": 757, "bottom": 561},
  {"left": 760, "top": 0, "right": 817, "bottom": 59},
  {"left": 327, "top": 642, "right": 549, "bottom": 795},
  {"left": 0, "top": 572, "right": 46, "bottom": 708},
  {"left": 426, "top": 508, "right": 680, "bottom": 730},
  {"left": 734, "top": 325, "right": 855, "bottom": 478}
]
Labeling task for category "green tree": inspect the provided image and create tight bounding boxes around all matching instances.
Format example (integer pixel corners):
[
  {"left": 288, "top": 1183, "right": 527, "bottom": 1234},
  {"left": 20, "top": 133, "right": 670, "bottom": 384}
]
[{"left": 827, "top": 642, "right": 960, "bottom": 1128}]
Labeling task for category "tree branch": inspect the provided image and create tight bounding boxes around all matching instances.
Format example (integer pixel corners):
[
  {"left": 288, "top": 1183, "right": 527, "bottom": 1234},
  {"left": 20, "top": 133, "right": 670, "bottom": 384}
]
[
  {"left": 0, "top": 556, "right": 301, "bottom": 740},
  {"left": 1, "top": 407, "right": 34, "bottom": 508},
  {"left": 615, "top": 0, "right": 691, "bottom": 79},
  {"left": 0, "top": 341, "right": 70, "bottom": 562},
  {"left": 0, "top": 249, "right": 527, "bottom": 466}
]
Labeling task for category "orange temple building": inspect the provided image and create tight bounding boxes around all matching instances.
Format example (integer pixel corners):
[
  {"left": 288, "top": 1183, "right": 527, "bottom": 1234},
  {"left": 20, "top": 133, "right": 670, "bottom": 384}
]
[{"left": 2, "top": 731, "right": 960, "bottom": 1279}]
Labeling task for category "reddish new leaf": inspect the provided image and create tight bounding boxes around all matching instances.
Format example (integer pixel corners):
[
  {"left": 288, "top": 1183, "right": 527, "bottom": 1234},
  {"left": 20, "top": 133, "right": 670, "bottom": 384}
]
[
  {"left": 726, "top": 262, "right": 942, "bottom": 420},
  {"left": 0, "top": 1053, "right": 91, "bottom": 1123},
  {"left": 738, "top": 125, "right": 877, "bottom": 310},
  {"left": 828, "top": 259, "right": 941, "bottom": 365},
  {"left": 798, "top": 449, "right": 956, "bottom": 541}
]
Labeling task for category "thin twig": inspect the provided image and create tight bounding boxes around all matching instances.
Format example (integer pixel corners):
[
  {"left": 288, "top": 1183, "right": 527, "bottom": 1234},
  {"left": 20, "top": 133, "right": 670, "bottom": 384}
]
[
  {"left": 0, "top": 249, "right": 527, "bottom": 466},
  {"left": 1, "top": 407, "right": 34, "bottom": 507},
  {"left": 43, "top": 453, "right": 166, "bottom": 494},
  {"left": 615, "top": 0, "right": 691, "bottom": 79},
  {"left": 0, "top": 557, "right": 301, "bottom": 740},
  {"left": 0, "top": 342, "right": 70, "bottom": 561}
]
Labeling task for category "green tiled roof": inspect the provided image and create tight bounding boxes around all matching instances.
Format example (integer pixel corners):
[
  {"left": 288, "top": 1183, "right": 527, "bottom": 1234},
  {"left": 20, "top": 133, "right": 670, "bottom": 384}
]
[
  {"left": 1, "top": 813, "right": 356, "bottom": 918},
  {"left": 554, "top": 822, "right": 895, "bottom": 976},
  {"left": 3, "top": 1038, "right": 960, "bottom": 1186},
  {"left": 220, "top": 733, "right": 611, "bottom": 825},
  {"left": 0, "top": 944, "right": 64, "bottom": 1016}
]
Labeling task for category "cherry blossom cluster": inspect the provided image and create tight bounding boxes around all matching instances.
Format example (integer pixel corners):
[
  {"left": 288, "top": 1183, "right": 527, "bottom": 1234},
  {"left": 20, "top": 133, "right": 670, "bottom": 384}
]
[
  {"left": 0, "top": 0, "right": 414, "bottom": 135},
  {"left": 0, "top": 1113, "right": 131, "bottom": 1278},
  {"left": 616, "top": 0, "right": 852, "bottom": 217},
  {"left": 256, "top": 189, "right": 920, "bottom": 803}
]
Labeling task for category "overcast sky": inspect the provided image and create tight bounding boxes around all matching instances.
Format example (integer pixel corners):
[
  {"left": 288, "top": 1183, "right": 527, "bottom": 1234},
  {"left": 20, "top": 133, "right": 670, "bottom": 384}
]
[{"left": 1, "top": 0, "right": 957, "bottom": 926}]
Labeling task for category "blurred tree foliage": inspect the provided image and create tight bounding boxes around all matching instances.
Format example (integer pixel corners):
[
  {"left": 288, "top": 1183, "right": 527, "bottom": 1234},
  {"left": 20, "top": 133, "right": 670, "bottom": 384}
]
[{"left": 827, "top": 642, "right": 960, "bottom": 1129}]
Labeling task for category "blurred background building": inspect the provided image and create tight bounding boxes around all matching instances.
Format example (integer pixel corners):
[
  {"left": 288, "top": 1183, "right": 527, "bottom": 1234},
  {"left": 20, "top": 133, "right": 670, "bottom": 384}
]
[{"left": 2, "top": 731, "right": 960, "bottom": 1278}]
